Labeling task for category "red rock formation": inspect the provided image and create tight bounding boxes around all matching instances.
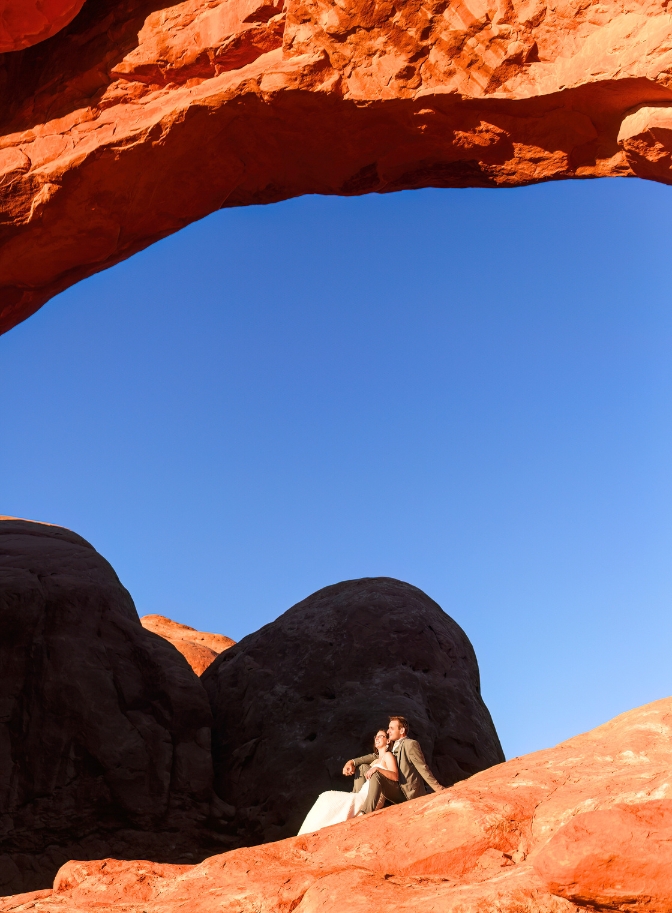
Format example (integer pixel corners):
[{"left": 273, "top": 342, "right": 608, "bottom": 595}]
[
  {"left": 2, "top": 0, "right": 672, "bottom": 331},
  {"left": 534, "top": 801, "right": 672, "bottom": 911},
  {"left": 0, "top": 517, "right": 232, "bottom": 897},
  {"left": 0, "top": 0, "right": 87, "bottom": 53},
  {"left": 2, "top": 696, "right": 671, "bottom": 913},
  {"left": 140, "top": 614, "right": 235, "bottom": 675},
  {"left": 0, "top": 526, "right": 504, "bottom": 896},
  {"left": 202, "top": 577, "right": 505, "bottom": 846}
]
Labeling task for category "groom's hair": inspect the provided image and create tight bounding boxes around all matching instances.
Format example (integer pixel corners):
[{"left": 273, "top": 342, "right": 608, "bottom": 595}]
[{"left": 389, "top": 715, "right": 409, "bottom": 736}]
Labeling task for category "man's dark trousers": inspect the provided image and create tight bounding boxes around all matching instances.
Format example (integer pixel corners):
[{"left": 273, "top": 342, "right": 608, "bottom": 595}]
[{"left": 360, "top": 770, "right": 406, "bottom": 814}]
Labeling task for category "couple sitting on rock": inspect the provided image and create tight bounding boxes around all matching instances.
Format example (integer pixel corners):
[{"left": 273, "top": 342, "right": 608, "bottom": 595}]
[{"left": 298, "top": 715, "right": 443, "bottom": 835}]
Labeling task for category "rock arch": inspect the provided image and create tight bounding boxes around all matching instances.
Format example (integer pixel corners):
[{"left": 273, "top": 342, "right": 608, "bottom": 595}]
[{"left": 1, "top": 0, "right": 671, "bottom": 332}]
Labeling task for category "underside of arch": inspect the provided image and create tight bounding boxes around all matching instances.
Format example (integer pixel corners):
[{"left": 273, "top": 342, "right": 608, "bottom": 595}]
[{"left": 1, "top": 0, "right": 671, "bottom": 333}]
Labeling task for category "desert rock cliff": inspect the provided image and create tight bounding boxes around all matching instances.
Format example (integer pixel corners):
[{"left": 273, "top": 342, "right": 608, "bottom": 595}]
[{"left": 2, "top": 0, "right": 672, "bottom": 330}]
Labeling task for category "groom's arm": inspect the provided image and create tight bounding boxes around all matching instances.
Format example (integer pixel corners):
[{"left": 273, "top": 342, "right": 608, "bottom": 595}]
[
  {"left": 352, "top": 753, "right": 377, "bottom": 767},
  {"left": 343, "top": 753, "right": 376, "bottom": 776},
  {"left": 406, "top": 740, "right": 443, "bottom": 792}
]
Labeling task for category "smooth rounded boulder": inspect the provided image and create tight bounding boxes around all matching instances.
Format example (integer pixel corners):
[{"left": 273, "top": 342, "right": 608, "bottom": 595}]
[
  {"left": 0, "top": 0, "right": 87, "bottom": 52},
  {"left": 0, "top": 518, "right": 224, "bottom": 896},
  {"left": 202, "top": 576, "right": 505, "bottom": 845}
]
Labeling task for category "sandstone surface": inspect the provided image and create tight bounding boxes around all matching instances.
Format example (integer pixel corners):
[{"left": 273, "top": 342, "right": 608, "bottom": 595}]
[
  {"left": 2, "top": 0, "right": 672, "bottom": 330},
  {"left": 0, "top": 517, "right": 231, "bottom": 897},
  {"left": 201, "top": 576, "right": 505, "bottom": 846},
  {"left": 140, "top": 614, "right": 235, "bottom": 675},
  {"left": 3, "top": 696, "right": 671, "bottom": 913},
  {"left": 0, "top": 1, "right": 87, "bottom": 53}
]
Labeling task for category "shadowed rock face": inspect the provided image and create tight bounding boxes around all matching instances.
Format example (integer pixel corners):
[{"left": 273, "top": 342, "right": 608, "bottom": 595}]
[
  {"left": 202, "top": 577, "right": 504, "bottom": 846},
  {"left": 0, "top": 524, "right": 505, "bottom": 895},
  {"left": 2, "top": 0, "right": 672, "bottom": 330},
  {"left": 0, "top": 518, "right": 229, "bottom": 896}
]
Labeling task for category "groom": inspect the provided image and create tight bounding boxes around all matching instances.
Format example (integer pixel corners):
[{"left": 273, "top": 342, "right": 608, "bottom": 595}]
[{"left": 343, "top": 716, "right": 443, "bottom": 813}]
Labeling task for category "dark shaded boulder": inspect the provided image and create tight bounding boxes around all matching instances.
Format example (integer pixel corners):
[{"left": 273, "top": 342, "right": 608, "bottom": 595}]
[
  {"left": 0, "top": 518, "right": 229, "bottom": 896},
  {"left": 202, "top": 577, "right": 505, "bottom": 846},
  {"left": 0, "top": 525, "right": 504, "bottom": 893}
]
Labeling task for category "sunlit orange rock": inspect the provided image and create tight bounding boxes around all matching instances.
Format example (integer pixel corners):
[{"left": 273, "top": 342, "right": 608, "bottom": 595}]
[
  {"left": 0, "top": 0, "right": 86, "bottom": 52},
  {"left": 618, "top": 105, "right": 672, "bottom": 184},
  {"left": 3, "top": 697, "right": 671, "bottom": 913},
  {"left": 140, "top": 614, "right": 235, "bottom": 675},
  {"left": 2, "top": 0, "right": 672, "bottom": 332},
  {"left": 534, "top": 801, "right": 672, "bottom": 912}
]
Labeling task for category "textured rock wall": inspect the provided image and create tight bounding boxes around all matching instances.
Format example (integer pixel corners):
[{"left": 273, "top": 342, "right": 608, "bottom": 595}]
[
  {"left": 2, "top": 0, "right": 672, "bottom": 331},
  {"left": 0, "top": 518, "right": 230, "bottom": 896},
  {"left": 4, "top": 697, "right": 671, "bottom": 913},
  {"left": 201, "top": 577, "right": 504, "bottom": 846}
]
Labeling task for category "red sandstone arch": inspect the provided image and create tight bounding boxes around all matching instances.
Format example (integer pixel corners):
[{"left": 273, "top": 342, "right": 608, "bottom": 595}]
[{"left": 0, "top": 0, "right": 671, "bottom": 333}]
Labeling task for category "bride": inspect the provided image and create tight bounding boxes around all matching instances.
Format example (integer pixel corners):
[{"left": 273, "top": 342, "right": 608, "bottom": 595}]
[{"left": 298, "top": 730, "right": 398, "bottom": 835}]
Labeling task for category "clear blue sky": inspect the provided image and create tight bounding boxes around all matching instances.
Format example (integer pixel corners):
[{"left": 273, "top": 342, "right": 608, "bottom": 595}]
[{"left": 2, "top": 178, "right": 671, "bottom": 760}]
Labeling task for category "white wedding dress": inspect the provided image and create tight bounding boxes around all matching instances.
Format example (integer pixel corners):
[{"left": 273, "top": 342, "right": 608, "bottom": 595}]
[{"left": 298, "top": 763, "right": 386, "bottom": 835}]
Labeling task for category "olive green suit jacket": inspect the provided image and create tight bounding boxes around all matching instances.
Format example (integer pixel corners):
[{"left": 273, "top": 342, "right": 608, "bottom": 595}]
[
  {"left": 351, "top": 739, "right": 442, "bottom": 799},
  {"left": 392, "top": 737, "right": 442, "bottom": 800}
]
